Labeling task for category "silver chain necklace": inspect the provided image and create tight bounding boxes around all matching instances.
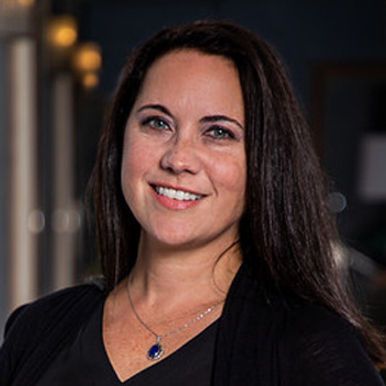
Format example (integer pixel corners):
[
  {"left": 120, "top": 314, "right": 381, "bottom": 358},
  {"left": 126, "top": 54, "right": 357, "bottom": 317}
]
[{"left": 127, "top": 281, "right": 223, "bottom": 361}]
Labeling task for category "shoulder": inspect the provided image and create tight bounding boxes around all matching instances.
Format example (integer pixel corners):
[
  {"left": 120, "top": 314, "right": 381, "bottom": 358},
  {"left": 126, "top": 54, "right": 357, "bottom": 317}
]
[
  {"left": 4, "top": 282, "right": 105, "bottom": 338},
  {"left": 282, "top": 300, "right": 356, "bottom": 342},
  {"left": 279, "top": 301, "right": 384, "bottom": 385},
  {"left": 0, "top": 283, "right": 106, "bottom": 383},
  {"left": 224, "top": 267, "right": 384, "bottom": 384}
]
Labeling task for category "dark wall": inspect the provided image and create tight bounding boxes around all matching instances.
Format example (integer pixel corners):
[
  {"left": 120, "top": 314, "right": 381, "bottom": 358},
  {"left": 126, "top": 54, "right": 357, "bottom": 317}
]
[
  {"left": 65, "top": 0, "right": 386, "bottom": 263},
  {"left": 77, "top": 0, "right": 386, "bottom": 99}
]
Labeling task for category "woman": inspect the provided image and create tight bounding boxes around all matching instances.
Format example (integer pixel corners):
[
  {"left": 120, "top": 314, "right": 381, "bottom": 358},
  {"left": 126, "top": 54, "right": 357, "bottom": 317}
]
[{"left": 1, "top": 20, "right": 385, "bottom": 385}]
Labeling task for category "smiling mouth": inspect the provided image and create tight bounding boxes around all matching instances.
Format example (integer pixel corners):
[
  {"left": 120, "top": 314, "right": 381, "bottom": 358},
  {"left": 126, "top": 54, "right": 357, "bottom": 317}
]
[{"left": 151, "top": 184, "right": 204, "bottom": 201}]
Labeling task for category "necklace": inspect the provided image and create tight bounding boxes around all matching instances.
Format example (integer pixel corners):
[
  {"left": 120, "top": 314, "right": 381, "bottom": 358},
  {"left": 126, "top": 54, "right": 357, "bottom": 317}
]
[{"left": 127, "top": 281, "right": 223, "bottom": 361}]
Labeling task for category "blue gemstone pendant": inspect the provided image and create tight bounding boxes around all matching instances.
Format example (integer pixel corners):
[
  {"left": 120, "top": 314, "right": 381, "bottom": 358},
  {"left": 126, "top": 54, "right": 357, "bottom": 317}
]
[{"left": 147, "top": 339, "right": 164, "bottom": 361}]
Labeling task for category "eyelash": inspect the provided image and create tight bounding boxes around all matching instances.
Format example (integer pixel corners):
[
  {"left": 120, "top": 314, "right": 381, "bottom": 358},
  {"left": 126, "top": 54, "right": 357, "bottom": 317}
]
[
  {"left": 141, "top": 116, "right": 170, "bottom": 130},
  {"left": 205, "top": 126, "right": 236, "bottom": 140},
  {"left": 140, "top": 116, "right": 237, "bottom": 141}
]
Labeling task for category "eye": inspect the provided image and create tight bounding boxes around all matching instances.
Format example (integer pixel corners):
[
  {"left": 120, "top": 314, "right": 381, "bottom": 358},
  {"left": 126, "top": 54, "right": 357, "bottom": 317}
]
[
  {"left": 141, "top": 116, "right": 170, "bottom": 131},
  {"left": 206, "top": 126, "right": 236, "bottom": 140}
]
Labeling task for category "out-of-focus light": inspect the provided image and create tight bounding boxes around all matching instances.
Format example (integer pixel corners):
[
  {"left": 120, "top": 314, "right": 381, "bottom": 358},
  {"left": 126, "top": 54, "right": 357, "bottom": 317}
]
[
  {"left": 82, "top": 73, "right": 99, "bottom": 89},
  {"left": 46, "top": 15, "right": 77, "bottom": 48},
  {"left": 17, "top": 0, "right": 35, "bottom": 6},
  {"left": 73, "top": 43, "right": 102, "bottom": 89},
  {"left": 28, "top": 209, "right": 45, "bottom": 233},
  {"left": 328, "top": 192, "right": 347, "bottom": 213},
  {"left": 52, "top": 208, "right": 81, "bottom": 233},
  {"left": 73, "top": 43, "right": 102, "bottom": 73}
]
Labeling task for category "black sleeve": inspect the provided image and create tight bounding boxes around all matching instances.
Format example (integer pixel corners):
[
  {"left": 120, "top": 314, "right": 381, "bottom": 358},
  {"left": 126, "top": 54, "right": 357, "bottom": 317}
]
[
  {"left": 0, "top": 304, "right": 31, "bottom": 384},
  {"left": 3, "top": 304, "right": 28, "bottom": 338},
  {"left": 0, "top": 284, "right": 105, "bottom": 386},
  {"left": 282, "top": 305, "right": 385, "bottom": 386}
]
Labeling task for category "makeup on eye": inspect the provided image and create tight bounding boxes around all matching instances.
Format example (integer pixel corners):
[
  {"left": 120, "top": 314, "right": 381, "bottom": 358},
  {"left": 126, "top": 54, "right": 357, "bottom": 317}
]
[
  {"left": 140, "top": 118, "right": 240, "bottom": 141},
  {"left": 135, "top": 104, "right": 244, "bottom": 140},
  {"left": 204, "top": 125, "right": 237, "bottom": 141},
  {"left": 136, "top": 104, "right": 243, "bottom": 126},
  {"left": 141, "top": 116, "right": 171, "bottom": 131}
]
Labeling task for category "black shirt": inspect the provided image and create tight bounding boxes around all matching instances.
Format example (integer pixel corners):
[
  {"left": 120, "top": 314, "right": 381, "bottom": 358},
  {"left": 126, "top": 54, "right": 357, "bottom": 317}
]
[
  {"left": 36, "top": 301, "right": 218, "bottom": 385},
  {"left": 2, "top": 264, "right": 385, "bottom": 386}
]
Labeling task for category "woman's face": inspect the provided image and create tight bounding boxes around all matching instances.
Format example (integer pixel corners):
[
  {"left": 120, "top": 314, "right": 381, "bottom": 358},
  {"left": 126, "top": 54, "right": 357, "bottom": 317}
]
[{"left": 121, "top": 49, "right": 246, "bottom": 250}]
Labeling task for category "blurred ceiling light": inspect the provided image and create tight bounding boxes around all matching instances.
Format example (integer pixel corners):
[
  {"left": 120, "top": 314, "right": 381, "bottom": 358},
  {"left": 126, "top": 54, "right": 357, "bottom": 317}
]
[
  {"left": 0, "top": 0, "right": 35, "bottom": 8},
  {"left": 82, "top": 73, "right": 99, "bottom": 89},
  {"left": 16, "top": 0, "right": 35, "bottom": 6},
  {"left": 72, "top": 43, "right": 102, "bottom": 73},
  {"left": 72, "top": 43, "right": 102, "bottom": 89},
  {"left": 46, "top": 15, "right": 77, "bottom": 48},
  {"left": 0, "top": 0, "right": 34, "bottom": 34},
  {"left": 0, "top": 0, "right": 33, "bottom": 10}
]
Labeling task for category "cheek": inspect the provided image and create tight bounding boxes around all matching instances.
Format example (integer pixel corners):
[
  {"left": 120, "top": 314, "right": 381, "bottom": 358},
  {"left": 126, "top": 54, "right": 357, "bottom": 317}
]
[
  {"left": 121, "top": 136, "right": 156, "bottom": 198},
  {"left": 210, "top": 154, "right": 246, "bottom": 200}
]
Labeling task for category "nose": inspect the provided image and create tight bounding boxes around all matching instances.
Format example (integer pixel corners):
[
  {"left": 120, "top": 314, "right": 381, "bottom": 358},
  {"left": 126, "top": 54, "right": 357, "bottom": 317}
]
[{"left": 160, "top": 136, "right": 201, "bottom": 175}]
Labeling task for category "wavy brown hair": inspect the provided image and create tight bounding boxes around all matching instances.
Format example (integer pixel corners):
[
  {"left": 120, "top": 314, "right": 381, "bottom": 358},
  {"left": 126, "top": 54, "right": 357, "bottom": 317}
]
[{"left": 88, "top": 20, "right": 385, "bottom": 364}]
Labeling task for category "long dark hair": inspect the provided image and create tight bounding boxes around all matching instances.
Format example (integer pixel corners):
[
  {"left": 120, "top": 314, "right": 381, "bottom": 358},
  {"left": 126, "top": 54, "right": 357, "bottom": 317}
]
[{"left": 88, "top": 20, "right": 385, "bottom": 364}]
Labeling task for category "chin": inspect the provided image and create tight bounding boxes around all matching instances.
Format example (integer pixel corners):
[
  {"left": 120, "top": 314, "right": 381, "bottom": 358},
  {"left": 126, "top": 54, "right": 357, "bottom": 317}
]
[{"left": 151, "top": 231, "right": 200, "bottom": 249}]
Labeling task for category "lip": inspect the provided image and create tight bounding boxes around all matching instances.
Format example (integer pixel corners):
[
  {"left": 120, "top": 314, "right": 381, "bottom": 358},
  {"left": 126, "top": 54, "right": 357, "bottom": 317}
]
[
  {"left": 149, "top": 182, "right": 208, "bottom": 197},
  {"left": 149, "top": 184, "right": 205, "bottom": 210},
  {"left": 150, "top": 182, "right": 207, "bottom": 211}
]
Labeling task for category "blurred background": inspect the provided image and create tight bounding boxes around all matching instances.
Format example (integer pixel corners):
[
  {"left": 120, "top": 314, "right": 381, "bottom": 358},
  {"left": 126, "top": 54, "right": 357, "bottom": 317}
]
[{"left": 0, "top": 0, "right": 386, "bottom": 344}]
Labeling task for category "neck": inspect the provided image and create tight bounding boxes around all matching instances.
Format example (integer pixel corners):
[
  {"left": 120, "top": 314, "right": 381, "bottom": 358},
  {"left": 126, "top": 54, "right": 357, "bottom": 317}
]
[{"left": 128, "top": 233, "right": 242, "bottom": 310}]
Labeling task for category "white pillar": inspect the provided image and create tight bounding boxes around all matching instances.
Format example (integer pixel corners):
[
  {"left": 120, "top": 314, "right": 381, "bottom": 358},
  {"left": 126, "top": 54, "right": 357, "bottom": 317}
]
[
  {"left": 52, "top": 73, "right": 79, "bottom": 289},
  {"left": 9, "top": 37, "right": 39, "bottom": 308}
]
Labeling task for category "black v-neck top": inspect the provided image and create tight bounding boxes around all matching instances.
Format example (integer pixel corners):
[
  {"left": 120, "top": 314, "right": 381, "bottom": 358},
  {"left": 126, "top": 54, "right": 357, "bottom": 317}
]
[
  {"left": 36, "top": 301, "right": 218, "bottom": 385},
  {"left": 3, "top": 264, "right": 385, "bottom": 386}
]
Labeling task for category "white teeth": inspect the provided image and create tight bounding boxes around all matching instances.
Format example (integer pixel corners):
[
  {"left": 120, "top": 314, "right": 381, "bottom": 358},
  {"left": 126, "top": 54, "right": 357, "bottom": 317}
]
[{"left": 155, "top": 186, "right": 203, "bottom": 201}]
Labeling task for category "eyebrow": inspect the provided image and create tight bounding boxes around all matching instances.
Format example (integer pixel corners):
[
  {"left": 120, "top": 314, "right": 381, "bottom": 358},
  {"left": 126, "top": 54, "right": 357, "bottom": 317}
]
[
  {"left": 199, "top": 115, "right": 244, "bottom": 130},
  {"left": 137, "top": 104, "right": 172, "bottom": 117},
  {"left": 136, "top": 104, "right": 244, "bottom": 130}
]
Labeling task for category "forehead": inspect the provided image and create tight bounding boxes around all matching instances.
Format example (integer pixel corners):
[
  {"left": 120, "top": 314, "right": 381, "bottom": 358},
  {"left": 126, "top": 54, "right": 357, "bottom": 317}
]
[
  {"left": 133, "top": 49, "right": 244, "bottom": 119},
  {"left": 148, "top": 48, "right": 236, "bottom": 74},
  {"left": 143, "top": 49, "right": 238, "bottom": 87}
]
